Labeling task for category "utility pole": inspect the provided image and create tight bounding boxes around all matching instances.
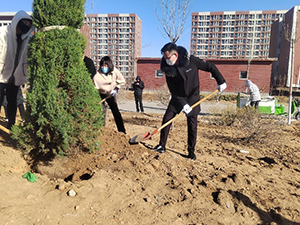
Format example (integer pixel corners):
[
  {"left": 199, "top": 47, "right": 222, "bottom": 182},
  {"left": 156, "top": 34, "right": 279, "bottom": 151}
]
[
  {"left": 286, "top": 7, "right": 299, "bottom": 125},
  {"left": 287, "top": 39, "right": 295, "bottom": 125}
]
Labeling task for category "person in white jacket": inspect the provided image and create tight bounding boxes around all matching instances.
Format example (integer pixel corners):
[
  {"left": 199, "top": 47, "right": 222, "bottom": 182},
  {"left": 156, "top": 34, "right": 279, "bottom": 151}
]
[
  {"left": 93, "top": 56, "right": 126, "bottom": 134},
  {"left": 0, "top": 10, "right": 34, "bottom": 129},
  {"left": 245, "top": 80, "right": 261, "bottom": 109}
]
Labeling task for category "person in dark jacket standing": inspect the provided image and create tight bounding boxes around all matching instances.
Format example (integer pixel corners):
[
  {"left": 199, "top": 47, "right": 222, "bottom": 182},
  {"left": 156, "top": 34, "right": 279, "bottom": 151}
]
[
  {"left": 132, "top": 76, "right": 145, "bottom": 112},
  {"left": 153, "top": 42, "right": 227, "bottom": 160}
]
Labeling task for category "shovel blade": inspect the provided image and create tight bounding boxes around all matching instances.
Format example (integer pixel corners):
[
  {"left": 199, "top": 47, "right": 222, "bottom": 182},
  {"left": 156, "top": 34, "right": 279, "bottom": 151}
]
[{"left": 129, "top": 132, "right": 151, "bottom": 145}]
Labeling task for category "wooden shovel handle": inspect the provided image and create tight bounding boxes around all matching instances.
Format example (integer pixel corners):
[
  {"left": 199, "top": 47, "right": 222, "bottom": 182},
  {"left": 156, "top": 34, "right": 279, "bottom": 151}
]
[
  {"left": 0, "top": 124, "right": 10, "bottom": 134},
  {"left": 100, "top": 96, "right": 110, "bottom": 103},
  {"left": 155, "top": 90, "right": 219, "bottom": 133}
]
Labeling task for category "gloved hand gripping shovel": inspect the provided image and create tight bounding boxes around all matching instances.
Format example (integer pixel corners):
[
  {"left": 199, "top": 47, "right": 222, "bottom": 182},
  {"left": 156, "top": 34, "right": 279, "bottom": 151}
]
[{"left": 129, "top": 90, "right": 219, "bottom": 144}]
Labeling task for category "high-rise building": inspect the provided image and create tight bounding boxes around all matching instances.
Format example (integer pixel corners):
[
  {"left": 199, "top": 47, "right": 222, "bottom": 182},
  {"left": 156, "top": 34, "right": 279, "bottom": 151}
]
[
  {"left": 269, "top": 6, "right": 300, "bottom": 90},
  {"left": 0, "top": 12, "right": 142, "bottom": 81},
  {"left": 84, "top": 14, "right": 142, "bottom": 80},
  {"left": 0, "top": 12, "right": 16, "bottom": 26},
  {"left": 190, "top": 10, "right": 287, "bottom": 59}
]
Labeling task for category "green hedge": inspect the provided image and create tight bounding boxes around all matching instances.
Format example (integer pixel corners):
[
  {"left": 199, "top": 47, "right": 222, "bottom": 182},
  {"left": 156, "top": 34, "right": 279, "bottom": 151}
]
[
  {"left": 12, "top": 0, "right": 103, "bottom": 156},
  {"left": 32, "top": 0, "right": 85, "bottom": 29}
]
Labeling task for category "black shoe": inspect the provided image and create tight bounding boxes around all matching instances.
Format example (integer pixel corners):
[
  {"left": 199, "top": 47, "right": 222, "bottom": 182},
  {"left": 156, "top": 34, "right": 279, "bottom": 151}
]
[
  {"left": 187, "top": 153, "right": 196, "bottom": 160},
  {"left": 153, "top": 145, "right": 166, "bottom": 153}
]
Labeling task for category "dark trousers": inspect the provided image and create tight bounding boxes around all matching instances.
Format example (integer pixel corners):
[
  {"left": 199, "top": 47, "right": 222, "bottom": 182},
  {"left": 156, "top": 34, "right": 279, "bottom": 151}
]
[
  {"left": 0, "top": 83, "right": 19, "bottom": 129},
  {"left": 159, "top": 107, "right": 198, "bottom": 155},
  {"left": 134, "top": 94, "right": 144, "bottom": 112},
  {"left": 18, "top": 103, "right": 25, "bottom": 120},
  {"left": 3, "top": 104, "right": 24, "bottom": 120},
  {"left": 250, "top": 100, "right": 260, "bottom": 109},
  {"left": 100, "top": 94, "right": 126, "bottom": 134}
]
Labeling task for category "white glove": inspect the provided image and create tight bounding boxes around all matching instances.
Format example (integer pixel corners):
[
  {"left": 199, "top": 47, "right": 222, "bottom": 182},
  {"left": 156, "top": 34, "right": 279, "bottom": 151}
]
[
  {"left": 182, "top": 104, "right": 192, "bottom": 115},
  {"left": 110, "top": 89, "right": 117, "bottom": 97},
  {"left": 218, "top": 83, "right": 227, "bottom": 92}
]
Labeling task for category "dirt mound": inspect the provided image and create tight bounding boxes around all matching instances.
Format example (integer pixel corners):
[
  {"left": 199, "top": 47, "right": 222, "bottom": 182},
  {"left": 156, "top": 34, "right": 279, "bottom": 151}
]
[
  {"left": 36, "top": 126, "right": 145, "bottom": 182},
  {"left": 0, "top": 111, "right": 300, "bottom": 224}
]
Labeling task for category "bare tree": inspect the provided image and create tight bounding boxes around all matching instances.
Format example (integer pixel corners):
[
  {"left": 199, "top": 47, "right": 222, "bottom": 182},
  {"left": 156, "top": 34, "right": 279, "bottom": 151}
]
[
  {"left": 281, "top": 22, "right": 300, "bottom": 124},
  {"left": 152, "top": 0, "right": 193, "bottom": 43},
  {"left": 85, "top": 0, "right": 95, "bottom": 14}
]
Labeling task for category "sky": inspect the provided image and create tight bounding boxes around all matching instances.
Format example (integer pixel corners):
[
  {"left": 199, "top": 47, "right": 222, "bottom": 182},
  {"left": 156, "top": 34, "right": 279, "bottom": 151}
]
[{"left": 2, "top": 0, "right": 300, "bottom": 57}]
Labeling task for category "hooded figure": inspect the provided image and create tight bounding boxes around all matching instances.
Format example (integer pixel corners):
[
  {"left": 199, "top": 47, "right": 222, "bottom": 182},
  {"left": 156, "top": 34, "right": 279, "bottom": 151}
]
[
  {"left": 0, "top": 10, "right": 34, "bottom": 128},
  {"left": 132, "top": 75, "right": 144, "bottom": 112},
  {"left": 0, "top": 10, "right": 34, "bottom": 86},
  {"left": 245, "top": 80, "right": 261, "bottom": 109}
]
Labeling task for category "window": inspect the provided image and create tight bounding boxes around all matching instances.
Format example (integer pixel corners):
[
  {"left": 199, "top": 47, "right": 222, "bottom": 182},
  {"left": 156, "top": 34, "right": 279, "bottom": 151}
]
[
  {"left": 240, "top": 71, "right": 248, "bottom": 79},
  {"left": 155, "top": 70, "right": 163, "bottom": 78}
]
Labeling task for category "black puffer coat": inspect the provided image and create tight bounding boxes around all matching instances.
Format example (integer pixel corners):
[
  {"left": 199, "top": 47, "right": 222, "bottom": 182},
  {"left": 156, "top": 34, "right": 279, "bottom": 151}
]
[{"left": 160, "top": 46, "right": 225, "bottom": 116}]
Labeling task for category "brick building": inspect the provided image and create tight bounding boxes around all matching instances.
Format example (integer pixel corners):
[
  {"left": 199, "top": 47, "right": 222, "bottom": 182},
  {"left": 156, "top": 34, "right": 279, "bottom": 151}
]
[
  {"left": 137, "top": 57, "right": 276, "bottom": 93},
  {"left": 0, "top": 12, "right": 142, "bottom": 81},
  {"left": 0, "top": 12, "right": 14, "bottom": 27},
  {"left": 269, "top": 6, "right": 300, "bottom": 92},
  {"left": 84, "top": 14, "right": 142, "bottom": 79},
  {"left": 190, "top": 10, "right": 286, "bottom": 59},
  {"left": 80, "top": 23, "right": 91, "bottom": 57}
]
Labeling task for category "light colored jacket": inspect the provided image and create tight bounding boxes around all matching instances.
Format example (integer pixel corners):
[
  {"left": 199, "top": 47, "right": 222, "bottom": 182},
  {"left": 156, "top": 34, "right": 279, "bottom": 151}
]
[
  {"left": 246, "top": 80, "right": 261, "bottom": 101},
  {"left": 0, "top": 10, "right": 34, "bottom": 86},
  {"left": 93, "top": 67, "right": 125, "bottom": 95}
]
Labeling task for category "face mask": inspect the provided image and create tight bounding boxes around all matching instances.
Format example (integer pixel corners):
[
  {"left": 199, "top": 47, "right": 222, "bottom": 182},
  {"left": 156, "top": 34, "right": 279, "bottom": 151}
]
[
  {"left": 101, "top": 67, "right": 109, "bottom": 74},
  {"left": 165, "top": 55, "right": 177, "bottom": 66},
  {"left": 18, "top": 20, "right": 31, "bottom": 34}
]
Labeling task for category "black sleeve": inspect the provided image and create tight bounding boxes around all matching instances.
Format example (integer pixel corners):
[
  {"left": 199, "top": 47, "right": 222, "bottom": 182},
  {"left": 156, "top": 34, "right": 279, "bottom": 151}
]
[
  {"left": 84, "top": 56, "right": 97, "bottom": 79},
  {"left": 191, "top": 56, "right": 225, "bottom": 85},
  {"left": 139, "top": 81, "right": 145, "bottom": 89}
]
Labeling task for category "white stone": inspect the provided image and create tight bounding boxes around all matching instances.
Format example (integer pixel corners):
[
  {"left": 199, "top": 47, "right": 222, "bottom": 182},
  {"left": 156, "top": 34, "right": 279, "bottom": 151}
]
[{"left": 67, "top": 189, "right": 76, "bottom": 197}]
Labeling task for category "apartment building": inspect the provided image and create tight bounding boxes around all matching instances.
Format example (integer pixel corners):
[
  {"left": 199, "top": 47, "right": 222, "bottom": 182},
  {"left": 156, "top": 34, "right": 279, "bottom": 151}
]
[
  {"left": 85, "top": 14, "right": 142, "bottom": 79},
  {"left": 0, "top": 12, "right": 142, "bottom": 81},
  {"left": 0, "top": 12, "right": 16, "bottom": 26},
  {"left": 269, "top": 6, "right": 300, "bottom": 91},
  {"left": 190, "top": 10, "right": 287, "bottom": 59}
]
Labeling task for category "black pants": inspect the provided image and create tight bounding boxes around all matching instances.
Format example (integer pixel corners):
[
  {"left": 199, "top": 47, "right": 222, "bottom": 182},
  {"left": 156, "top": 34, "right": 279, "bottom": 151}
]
[
  {"left": 250, "top": 100, "right": 260, "bottom": 109},
  {"left": 134, "top": 94, "right": 144, "bottom": 112},
  {"left": 0, "top": 83, "right": 19, "bottom": 129},
  {"left": 100, "top": 94, "right": 126, "bottom": 134},
  {"left": 3, "top": 104, "right": 24, "bottom": 120},
  {"left": 18, "top": 103, "right": 25, "bottom": 120},
  {"left": 159, "top": 107, "right": 198, "bottom": 155}
]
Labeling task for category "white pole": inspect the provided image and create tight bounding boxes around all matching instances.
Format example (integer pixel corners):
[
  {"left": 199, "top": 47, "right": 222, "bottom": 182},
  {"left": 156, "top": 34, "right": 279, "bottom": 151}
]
[{"left": 288, "top": 40, "right": 294, "bottom": 125}]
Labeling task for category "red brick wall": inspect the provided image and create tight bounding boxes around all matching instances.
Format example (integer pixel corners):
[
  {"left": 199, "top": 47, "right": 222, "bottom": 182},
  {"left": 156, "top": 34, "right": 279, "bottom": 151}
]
[
  {"left": 200, "top": 60, "right": 273, "bottom": 93},
  {"left": 137, "top": 58, "right": 274, "bottom": 93},
  {"left": 137, "top": 58, "right": 167, "bottom": 90}
]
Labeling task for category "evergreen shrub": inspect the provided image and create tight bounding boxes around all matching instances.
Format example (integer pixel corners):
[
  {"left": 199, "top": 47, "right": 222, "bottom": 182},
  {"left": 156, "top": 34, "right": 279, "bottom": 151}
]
[{"left": 11, "top": 0, "right": 103, "bottom": 156}]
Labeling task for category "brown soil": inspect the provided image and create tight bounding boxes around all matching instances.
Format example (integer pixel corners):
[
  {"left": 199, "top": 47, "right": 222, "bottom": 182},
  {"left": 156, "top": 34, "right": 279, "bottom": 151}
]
[{"left": 0, "top": 109, "right": 300, "bottom": 225}]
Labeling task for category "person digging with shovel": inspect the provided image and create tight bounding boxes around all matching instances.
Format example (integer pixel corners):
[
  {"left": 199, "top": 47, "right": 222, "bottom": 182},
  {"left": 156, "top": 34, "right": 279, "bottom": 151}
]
[
  {"left": 152, "top": 42, "right": 227, "bottom": 160},
  {"left": 93, "top": 56, "right": 126, "bottom": 134}
]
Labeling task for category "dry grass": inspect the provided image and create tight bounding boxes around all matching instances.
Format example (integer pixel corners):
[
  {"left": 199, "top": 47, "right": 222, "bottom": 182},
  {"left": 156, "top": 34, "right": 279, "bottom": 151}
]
[{"left": 207, "top": 106, "right": 280, "bottom": 145}]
